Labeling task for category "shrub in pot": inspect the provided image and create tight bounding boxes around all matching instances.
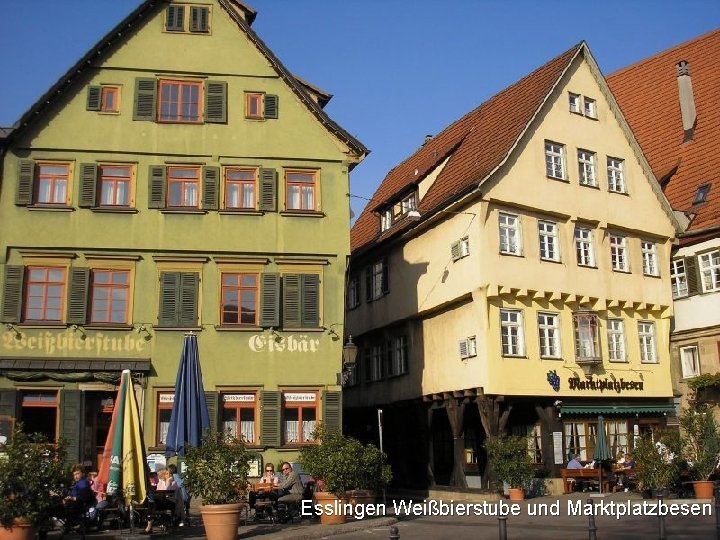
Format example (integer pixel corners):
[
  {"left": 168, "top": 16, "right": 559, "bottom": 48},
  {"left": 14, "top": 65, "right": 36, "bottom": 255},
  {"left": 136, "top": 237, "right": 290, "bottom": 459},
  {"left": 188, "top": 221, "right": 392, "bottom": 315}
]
[
  {"left": 183, "top": 430, "right": 250, "bottom": 540},
  {"left": 679, "top": 405, "right": 720, "bottom": 498},
  {"left": 0, "top": 424, "right": 68, "bottom": 539},
  {"left": 633, "top": 431, "right": 682, "bottom": 498},
  {"left": 484, "top": 434, "right": 534, "bottom": 500}
]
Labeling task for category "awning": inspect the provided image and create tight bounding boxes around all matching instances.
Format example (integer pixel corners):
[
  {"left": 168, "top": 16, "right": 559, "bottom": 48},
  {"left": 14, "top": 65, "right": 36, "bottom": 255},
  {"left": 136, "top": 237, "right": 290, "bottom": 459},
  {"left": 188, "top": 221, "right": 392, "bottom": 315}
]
[
  {"left": 0, "top": 357, "right": 151, "bottom": 372},
  {"left": 560, "top": 404, "right": 677, "bottom": 416}
]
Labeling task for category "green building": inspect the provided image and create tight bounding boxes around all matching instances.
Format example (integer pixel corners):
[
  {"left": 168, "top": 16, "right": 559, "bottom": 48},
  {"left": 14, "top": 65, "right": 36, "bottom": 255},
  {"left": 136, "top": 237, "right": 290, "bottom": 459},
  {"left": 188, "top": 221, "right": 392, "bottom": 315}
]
[{"left": 0, "top": 0, "right": 366, "bottom": 470}]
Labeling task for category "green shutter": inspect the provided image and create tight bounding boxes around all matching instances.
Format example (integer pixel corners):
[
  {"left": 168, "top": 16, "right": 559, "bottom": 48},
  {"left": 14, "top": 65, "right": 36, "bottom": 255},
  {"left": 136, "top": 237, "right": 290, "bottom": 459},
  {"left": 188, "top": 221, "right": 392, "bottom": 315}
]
[
  {"left": 202, "top": 166, "right": 220, "bottom": 210},
  {"left": 16, "top": 160, "right": 34, "bottom": 206},
  {"left": 322, "top": 390, "right": 342, "bottom": 433},
  {"left": 264, "top": 95, "right": 278, "bottom": 119},
  {"left": 60, "top": 389, "right": 83, "bottom": 464},
  {"left": 259, "top": 273, "right": 280, "bottom": 328},
  {"left": 165, "top": 5, "right": 185, "bottom": 31},
  {"left": 190, "top": 6, "right": 209, "bottom": 33},
  {"left": 133, "top": 77, "right": 157, "bottom": 121},
  {"left": 0, "top": 390, "right": 18, "bottom": 420},
  {"left": 301, "top": 274, "right": 319, "bottom": 328},
  {"left": 148, "top": 165, "right": 166, "bottom": 209},
  {"left": 66, "top": 267, "right": 89, "bottom": 325},
  {"left": 686, "top": 256, "right": 699, "bottom": 296},
  {"left": 86, "top": 86, "right": 102, "bottom": 111},
  {"left": 178, "top": 272, "right": 199, "bottom": 327},
  {"left": 282, "top": 274, "right": 301, "bottom": 328},
  {"left": 259, "top": 168, "right": 277, "bottom": 212},
  {"left": 2, "top": 265, "right": 24, "bottom": 323},
  {"left": 205, "top": 391, "right": 218, "bottom": 432},
  {"left": 78, "top": 163, "right": 98, "bottom": 208},
  {"left": 204, "top": 81, "right": 226, "bottom": 123},
  {"left": 260, "top": 391, "right": 281, "bottom": 447},
  {"left": 158, "top": 272, "right": 180, "bottom": 326}
]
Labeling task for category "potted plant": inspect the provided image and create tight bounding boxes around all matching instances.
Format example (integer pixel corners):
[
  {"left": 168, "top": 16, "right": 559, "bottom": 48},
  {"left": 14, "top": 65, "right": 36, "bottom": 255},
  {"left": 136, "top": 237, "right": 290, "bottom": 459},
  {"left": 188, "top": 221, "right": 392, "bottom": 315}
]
[
  {"left": 484, "top": 434, "right": 534, "bottom": 500},
  {"left": 632, "top": 431, "right": 682, "bottom": 498},
  {"left": 183, "top": 430, "right": 250, "bottom": 540},
  {"left": 0, "top": 424, "right": 68, "bottom": 540},
  {"left": 679, "top": 405, "right": 720, "bottom": 499},
  {"left": 300, "top": 426, "right": 391, "bottom": 524}
]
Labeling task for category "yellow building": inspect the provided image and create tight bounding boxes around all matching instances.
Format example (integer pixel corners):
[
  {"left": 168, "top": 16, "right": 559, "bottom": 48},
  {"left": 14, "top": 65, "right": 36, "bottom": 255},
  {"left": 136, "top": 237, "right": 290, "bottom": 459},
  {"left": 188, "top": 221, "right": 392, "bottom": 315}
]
[{"left": 346, "top": 42, "right": 682, "bottom": 490}]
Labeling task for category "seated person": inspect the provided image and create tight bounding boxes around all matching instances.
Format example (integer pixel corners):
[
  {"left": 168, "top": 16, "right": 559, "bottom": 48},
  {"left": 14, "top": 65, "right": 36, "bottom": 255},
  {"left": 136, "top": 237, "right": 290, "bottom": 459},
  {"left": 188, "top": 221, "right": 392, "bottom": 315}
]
[
  {"left": 273, "top": 462, "right": 304, "bottom": 507},
  {"left": 250, "top": 463, "right": 280, "bottom": 509},
  {"left": 144, "top": 468, "right": 181, "bottom": 534},
  {"left": 567, "top": 454, "right": 583, "bottom": 469},
  {"left": 64, "top": 465, "right": 95, "bottom": 522},
  {"left": 168, "top": 464, "right": 187, "bottom": 524},
  {"left": 622, "top": 453, "right": 636, "bottom": 469}
]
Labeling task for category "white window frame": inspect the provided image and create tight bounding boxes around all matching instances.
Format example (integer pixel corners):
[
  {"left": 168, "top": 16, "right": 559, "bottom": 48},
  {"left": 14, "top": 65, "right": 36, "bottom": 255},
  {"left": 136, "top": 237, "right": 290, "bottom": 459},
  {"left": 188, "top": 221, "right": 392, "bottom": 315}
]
[
  {"left": 568, "top": 93, "right": 581, "bottom": 114},
  {"left": 607, "top": 157, "right": 626, "bottom": 193},
  {"left": 545, "top": 141, "right": 565, "bottom": 179},
  {"left": 451, "top": 237, "right": 470, "bottom": 261},
  {"left": 638, "top": 321, "right": 657, "bottom": 363},
  {"left": 389, "top": 335, "right": 408, "bottom": 375},
  {"left": 583, "top": 97, "right": 597, "bottom": 119},
  {"left": 501, "top": 309, "right": 524, "bottom": 357},
  {"left": 641, "top": 241, "right": 659, "bottom": 276},
  {"left": 670, "top": 259, "right": 688, "bottom": 299},
  {"left": 610, "top": 234, "right": 629, "bottom": 272},
  {"left": 537, "top": 312, "right": 561, "bottom": 358},
  {"left": 538, "top": 220, "right": 560, "bottom": 262},
  {"left": 459, "top": 336, "right": 477, "bottom": 360},
  {"left": 499, "top": 213, "right": 522, "bottom": 256},
  {"left": 607, "top": 319, "right": 627, "bottom": 362},
  {"left": 680, "top": 345, "right": 701, "bottom": 379},
  {"left": 578, "top": 150, "right": 597, "bottom": 187},
  {"left": 699, "top": 250, "right": 720, "bottom": 292},
  {"left": 346, "top": 275, "right": 360, "bottom": 309},
  {"left": 573, "top": 311, "right": 601, "bottom": 361},
  {"left": 380, "top": 209, "right": 392, "bottom": 232},
  {"left": 575, "top": 227, "right": 595, "bottom": 267}
]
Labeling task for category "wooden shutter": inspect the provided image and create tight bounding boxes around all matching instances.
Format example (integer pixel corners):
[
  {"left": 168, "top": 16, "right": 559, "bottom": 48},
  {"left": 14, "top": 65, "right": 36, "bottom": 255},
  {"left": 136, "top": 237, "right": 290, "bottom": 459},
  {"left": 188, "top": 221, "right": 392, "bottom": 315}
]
[
  {"left": 204, "top": 81, "right": 227, "bottom": 123},
  {"left": 1, "top": 265, "right": 24, "bottom": 323},
  {"left": 205, "top": 391, "right": 218, "bottom": 432},
  {"left": 15, "top": 160, "right": 34, "bottom": 206},
  {"left": 301, "top": 274, "right": 319, "bottom": 328},
  {"left": 259, "top": 168, "right": 277, "bottom": 212},
  {"left": 459, "top": 339, "right": 469, "bottom": 359},
  {"left": 260, "top": 390, "right": 281, "bottom": 447},
  {"left": 202, "top": 166, "right": 219, "bottom": 210},
  {"left": 264, "top": 95, "right": 278, "bottom": 119},
  {"left": 190, "top": 6, "right": 209, "bottom": 32},
  {"left": 0, "top": 389, "right": 18, "bottom": 420},
  {"left": 158, "top": 272, "right": 180, "bottom": 326},
  {"left": 178, "top": 272, "right": 199, "bottom": 327},
  {"left": 78, "top": 163, "right": 98, "bottom": 208},
  {"left": 66, "top": 267, "right": 90, "bottom": 325},
  {"left": 60, "top": 389, "right": 83, "bottom": 465},
  {"left": 685, "top": 256, "right": 700, "bottom": 296},
  {"left": 282, "top": 274, "right": 301, "bottom": 328},
  {"left": 86, "top": 86, "right": 102, "bottom": 111},
  {"left": 133, "top": 77, "right": 157, "bottom": 121},
  {"left": 148, "top": 165, "right": 166, "bottom": 209},
  {"left": 165, "top": 5, "right": 185, "bottom": 31},
  {"left": 450, "top": 241, "right": 461, "bottom": 262},
  {"left": 322, "top": 390, "right": 342, "bottom": 433},
  {"left": 259, "top": 273, "right": 280, "bottom": 328}
]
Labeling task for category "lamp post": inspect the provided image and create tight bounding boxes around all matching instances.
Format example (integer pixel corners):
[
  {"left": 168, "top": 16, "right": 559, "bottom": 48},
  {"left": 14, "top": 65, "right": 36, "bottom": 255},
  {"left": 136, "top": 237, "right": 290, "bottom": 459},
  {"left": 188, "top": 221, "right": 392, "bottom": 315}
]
[{"left": 340, "top": 336, "right": 358, "bottom": 385}]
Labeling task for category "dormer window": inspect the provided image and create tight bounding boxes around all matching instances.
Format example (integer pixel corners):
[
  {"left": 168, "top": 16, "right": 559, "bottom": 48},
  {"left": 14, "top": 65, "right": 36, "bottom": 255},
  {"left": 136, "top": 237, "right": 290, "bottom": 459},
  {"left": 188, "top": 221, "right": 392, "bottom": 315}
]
[
  {"left": 380, "top": 209, "right": 392, "bottom": 232},
  {"left": 693, "top": 184, "right": 710, "bottom": 205},
  {"left": 378, "top": 192, "right": 418, "bottom": 232}
]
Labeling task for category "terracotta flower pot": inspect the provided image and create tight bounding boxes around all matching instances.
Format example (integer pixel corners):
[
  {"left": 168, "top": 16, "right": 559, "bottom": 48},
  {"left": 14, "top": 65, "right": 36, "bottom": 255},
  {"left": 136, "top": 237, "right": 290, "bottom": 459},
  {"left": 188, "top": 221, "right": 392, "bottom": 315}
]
[
  {"left": 508, "top": 488, "right": 525, "bottom": 501},
  {"left": 313, "top": 491, "right": 348, "bottom": 525},
  {"left": 0, "top": 519, "right": 35, "bottom": 540},
  {"left": 199, "top": 503, "right": 243, "bottom": 540},
  {"left": 692, "top": 480, "right": 714, "bottom": 499}
]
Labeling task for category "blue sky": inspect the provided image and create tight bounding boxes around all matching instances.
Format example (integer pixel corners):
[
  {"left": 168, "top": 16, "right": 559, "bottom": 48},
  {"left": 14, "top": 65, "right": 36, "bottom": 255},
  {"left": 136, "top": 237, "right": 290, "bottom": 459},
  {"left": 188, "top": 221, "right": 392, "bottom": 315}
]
[{"left": 1, "top": 1, "right": 718, "bottom": 219}]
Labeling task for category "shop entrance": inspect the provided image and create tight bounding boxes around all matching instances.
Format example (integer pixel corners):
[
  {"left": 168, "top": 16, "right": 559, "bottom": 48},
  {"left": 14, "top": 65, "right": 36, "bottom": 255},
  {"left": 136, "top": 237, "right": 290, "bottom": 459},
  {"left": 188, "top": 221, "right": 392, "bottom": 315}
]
[{"left": 82, "top": 391, "right": 114, "bottom": 471}]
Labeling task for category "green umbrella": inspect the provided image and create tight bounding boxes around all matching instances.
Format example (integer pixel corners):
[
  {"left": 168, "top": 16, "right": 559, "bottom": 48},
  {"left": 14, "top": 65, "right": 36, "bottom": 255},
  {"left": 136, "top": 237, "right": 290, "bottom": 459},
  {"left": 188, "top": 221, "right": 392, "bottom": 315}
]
[{"left": 593, "top": 415, "right": 612, "bottom": 493}]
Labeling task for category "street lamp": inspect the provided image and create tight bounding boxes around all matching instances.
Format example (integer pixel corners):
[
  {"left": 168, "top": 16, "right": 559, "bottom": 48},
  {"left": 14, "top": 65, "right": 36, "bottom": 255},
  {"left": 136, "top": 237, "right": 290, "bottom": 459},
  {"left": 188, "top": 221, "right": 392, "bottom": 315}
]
[{"left": 340, "top": 336, "right": 358, "bottom": 385}]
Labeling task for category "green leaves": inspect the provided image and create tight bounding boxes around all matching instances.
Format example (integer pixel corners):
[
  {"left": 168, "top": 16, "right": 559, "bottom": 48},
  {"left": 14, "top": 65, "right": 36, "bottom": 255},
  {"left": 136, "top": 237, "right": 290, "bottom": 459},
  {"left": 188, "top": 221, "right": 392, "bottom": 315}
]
[{"left": 484, "top": 434, "right": 535, "bottom": 489}]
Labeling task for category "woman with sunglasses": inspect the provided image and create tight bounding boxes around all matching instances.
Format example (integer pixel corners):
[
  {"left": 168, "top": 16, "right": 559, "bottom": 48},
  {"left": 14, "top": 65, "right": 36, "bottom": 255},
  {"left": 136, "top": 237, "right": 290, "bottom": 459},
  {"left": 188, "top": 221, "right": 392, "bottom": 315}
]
[{"left": 249, "top": 463, "right": 281, "bottom": 515}]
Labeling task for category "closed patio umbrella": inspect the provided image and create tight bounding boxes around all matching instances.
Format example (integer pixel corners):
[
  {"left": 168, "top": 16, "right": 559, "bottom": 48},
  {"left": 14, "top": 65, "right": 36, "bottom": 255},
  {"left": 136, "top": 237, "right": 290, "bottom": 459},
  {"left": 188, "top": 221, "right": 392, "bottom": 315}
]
[
  {"left": 165, "top": 332, "right": 210, "bottom": 457},
  {"left": 593, "top": 415, "right": 612, "bottom": 493}
]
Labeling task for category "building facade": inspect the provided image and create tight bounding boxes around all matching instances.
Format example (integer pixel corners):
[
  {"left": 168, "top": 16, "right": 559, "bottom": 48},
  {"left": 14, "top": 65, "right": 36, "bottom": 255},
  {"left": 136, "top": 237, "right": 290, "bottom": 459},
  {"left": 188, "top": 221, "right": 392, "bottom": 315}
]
[
  {"left": 345, "top": 43, "right": 681, "bottom": 490},
  {"left": 608, "top": 30, "right": 720, "bottom": 415},
  {"left": 0, "top": 0, "right": 366, "bottom": 469}
]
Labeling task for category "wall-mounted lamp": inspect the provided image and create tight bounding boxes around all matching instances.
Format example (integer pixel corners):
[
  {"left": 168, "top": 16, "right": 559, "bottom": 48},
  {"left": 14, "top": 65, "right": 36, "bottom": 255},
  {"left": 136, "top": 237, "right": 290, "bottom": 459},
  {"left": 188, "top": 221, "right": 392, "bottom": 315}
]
[
  {"left": 135, "top": 324, "right": 152, "bottom": 340},
  {"left": 70, "top": 324, "right": 87, "bottom": 340},
  {"left": 267, "top": 327, "right": 281, "bottom": 342},
  {"left": 325, "top": 323, "right": 344, "bottom": 341},
  {"left": 339, "top": 336, "right": 358, "bottom": 386},
  {"left": 4, "top": 323, "right": 22, "bottom": 340}
]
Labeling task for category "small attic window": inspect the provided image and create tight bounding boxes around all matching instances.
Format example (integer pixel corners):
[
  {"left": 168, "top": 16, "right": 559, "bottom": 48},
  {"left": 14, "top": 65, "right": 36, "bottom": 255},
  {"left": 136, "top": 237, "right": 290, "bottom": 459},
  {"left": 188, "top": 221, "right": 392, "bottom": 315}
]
[
  {"left": 378, "top": 192, "right": 418, "bottom": 233},
  {"left": 693, "top": 184, "right": 710, "bottom": 205}
]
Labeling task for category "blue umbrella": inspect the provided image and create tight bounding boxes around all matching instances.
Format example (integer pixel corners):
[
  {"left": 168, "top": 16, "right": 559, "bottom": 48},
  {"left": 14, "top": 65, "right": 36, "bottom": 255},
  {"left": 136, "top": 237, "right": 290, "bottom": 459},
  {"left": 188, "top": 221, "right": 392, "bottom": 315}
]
[
  {"left": 165, "top": 333, "right": 210, "bottom": 457},
  {"left": 593, "top": 415, "right": 612, "bottom": 493}
]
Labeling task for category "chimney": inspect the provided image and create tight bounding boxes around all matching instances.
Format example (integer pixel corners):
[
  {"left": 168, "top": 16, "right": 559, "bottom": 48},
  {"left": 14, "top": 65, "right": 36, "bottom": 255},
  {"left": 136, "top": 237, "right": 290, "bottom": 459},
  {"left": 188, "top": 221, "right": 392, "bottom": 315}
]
[{"left": 676, "top": 60, "right": 696, "bottom": 140}]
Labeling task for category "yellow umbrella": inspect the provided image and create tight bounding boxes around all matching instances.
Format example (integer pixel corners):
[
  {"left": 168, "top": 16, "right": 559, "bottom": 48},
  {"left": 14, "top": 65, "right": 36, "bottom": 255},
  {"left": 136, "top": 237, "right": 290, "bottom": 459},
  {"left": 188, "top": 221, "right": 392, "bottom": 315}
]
[{"left": 121, "top": 370, "right": 148, "bottom": 506}]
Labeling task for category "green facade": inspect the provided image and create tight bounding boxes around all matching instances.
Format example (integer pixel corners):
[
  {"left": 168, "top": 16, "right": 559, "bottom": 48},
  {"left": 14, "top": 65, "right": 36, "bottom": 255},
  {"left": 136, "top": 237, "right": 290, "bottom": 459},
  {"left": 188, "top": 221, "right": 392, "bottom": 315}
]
[{"left": 0, "top": 0, "right": 365, "bottom": 469}]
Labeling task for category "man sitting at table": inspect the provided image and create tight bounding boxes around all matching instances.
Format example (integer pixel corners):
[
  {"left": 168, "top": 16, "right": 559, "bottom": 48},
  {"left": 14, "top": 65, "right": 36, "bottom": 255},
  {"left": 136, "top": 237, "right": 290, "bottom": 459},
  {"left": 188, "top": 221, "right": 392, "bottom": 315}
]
[
  {"left": 567, "top": 454, "right": 583, "bottom": 469},
  {"left": 274, "top": 462, "right": 304, "bottom": 507}
]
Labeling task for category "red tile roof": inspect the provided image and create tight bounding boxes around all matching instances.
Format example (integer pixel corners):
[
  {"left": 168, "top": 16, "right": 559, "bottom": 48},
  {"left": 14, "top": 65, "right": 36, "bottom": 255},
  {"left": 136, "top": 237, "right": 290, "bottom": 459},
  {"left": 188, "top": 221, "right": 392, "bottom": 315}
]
[
  {"left": 607, "top": 29, "right": 720, "bottom": 242},
  {"left": 351, "top": 42, "right": 583, "bottom": 253}
]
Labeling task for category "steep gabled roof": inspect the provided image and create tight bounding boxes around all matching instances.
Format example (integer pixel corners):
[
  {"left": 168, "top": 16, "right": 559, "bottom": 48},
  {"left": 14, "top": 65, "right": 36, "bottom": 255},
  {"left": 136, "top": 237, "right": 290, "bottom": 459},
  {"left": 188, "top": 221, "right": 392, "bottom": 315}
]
[
  {"left": 351, "top": 42, "right": 583, "bottom": 253},
  {"left": 5, "top": 0, "right": 368, "bottom": 165},
  {"left": 607, "top": 29, "right": 720, "bottom": 242}
]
